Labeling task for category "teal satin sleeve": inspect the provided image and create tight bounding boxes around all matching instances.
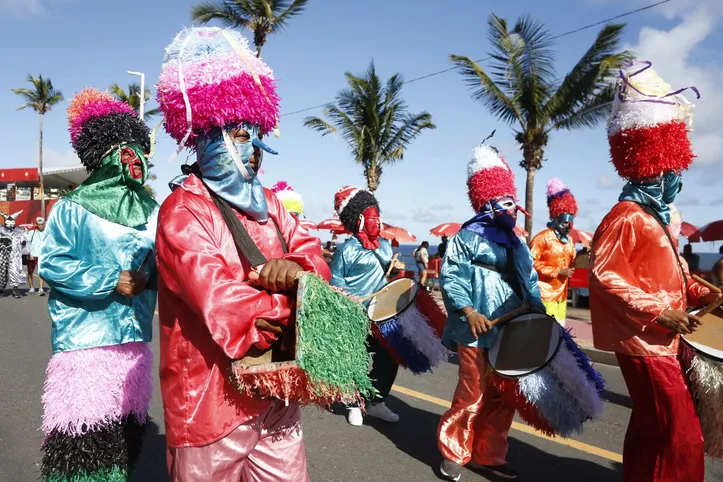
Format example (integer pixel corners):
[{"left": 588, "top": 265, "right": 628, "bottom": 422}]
[
  {"left": 441, "top": 230, "right": 531, "bottom": 349},
  {"left": 329, "top": 237, "right": 389, "bottom": 300},
  {"left": 40, "top": 198, "right": 157, "bottom": 354},
  {"left": 40, "top": 200, "right": 122, "bottom": 299}
]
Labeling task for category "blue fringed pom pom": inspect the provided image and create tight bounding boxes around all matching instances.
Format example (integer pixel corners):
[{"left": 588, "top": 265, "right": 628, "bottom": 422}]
[{"left": 377, "top": 319, "right": 432, "bottom": 374}]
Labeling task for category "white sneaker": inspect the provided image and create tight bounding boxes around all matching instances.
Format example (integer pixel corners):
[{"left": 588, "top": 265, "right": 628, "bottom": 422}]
[
  {"left": 346, "top": 407, "right": 363, "bottom": 426},
  {"left": 28, "top": 288, "right": 36, "bottom": 294},
  {"left": 365, "top": 402, "right": 399, "bottom": 423}
]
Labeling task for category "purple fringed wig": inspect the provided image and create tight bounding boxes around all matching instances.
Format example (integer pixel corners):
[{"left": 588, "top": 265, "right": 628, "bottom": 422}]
[{"left": 157, "top": 27, "right": 280, "bottom": 150}]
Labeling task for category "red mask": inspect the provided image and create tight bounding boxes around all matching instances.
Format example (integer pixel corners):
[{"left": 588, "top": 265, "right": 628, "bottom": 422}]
[{"left": 356, "top": 206, "right": 381, "bottom": 250}]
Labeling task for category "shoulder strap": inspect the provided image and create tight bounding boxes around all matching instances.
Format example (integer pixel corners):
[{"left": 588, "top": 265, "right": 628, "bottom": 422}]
[
  {"left": 642, "top": 206, "right": 688, "bottom": 295},
  {"left": 371, "top": 249, "right": 389, "bottom": 274},
  {"left": 504, "top": 246, "right": 526, "bottom": 301},
  {"left": 203, "top": 181, "right": 288, "bottom": 268}
]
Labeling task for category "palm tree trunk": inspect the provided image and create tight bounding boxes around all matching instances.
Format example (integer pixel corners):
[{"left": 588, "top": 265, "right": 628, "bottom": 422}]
[
  {"left": 256, "top": 45, "right": 262, "bottom": 58},
  {"left": 38, "top": 113, "right": 45, "bottom": 216},
  {"left": 524, "top": 165, "right": 535, "bottom": 244}
]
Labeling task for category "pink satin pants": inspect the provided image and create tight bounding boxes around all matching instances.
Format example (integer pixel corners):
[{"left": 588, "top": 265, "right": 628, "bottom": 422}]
[
  {"left": 167, "top": 402, "right": 309, "bottom": 482},
  {"left": 438, "top": 345, "right": 515, "bottom": 466}
]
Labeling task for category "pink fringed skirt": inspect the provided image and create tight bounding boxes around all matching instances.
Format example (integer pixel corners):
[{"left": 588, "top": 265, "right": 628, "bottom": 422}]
[{"left": 40, "top": 342, "right": 153, "bottom": 481}]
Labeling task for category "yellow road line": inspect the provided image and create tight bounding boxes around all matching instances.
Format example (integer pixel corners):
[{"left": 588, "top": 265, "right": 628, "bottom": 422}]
[{"left": 391, "top": 385, "right": 623, "bottom": 464}]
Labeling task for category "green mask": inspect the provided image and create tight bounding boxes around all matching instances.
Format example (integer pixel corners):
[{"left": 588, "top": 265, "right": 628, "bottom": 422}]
[{"left": 65, "top": 144, "right": 158, "bottom": 227}]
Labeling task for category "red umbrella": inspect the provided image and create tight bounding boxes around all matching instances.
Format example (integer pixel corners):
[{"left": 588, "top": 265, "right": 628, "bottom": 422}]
[
  {"left": 513, "top": 225, "right": 529, "bottom": 238},
  {"left": 299, "top": 219, "right": 317, "bottom": 230},
  {"left": 570, "top": 228, "right": 593, "bottom": 245},
  {"left": 690, "top": 220, "right": 723, "bottom": 242},
  {"left": 681, "top": 221, "right": 699, "bottom": 238},
  {"left": 430, "top": 222, "right": 462, "bottom": 237},
  {"left": 381, "top": 223, "right": 417, "bottom": 243},
  {"left": 316, "top": 218, "right": 348, "bottom": 234}
]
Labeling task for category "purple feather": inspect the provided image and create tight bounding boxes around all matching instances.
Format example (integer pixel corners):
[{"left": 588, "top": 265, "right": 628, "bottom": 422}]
[
  {"left": 561, "top": 328, "right": 605, "bottom": 393},
  {"left": 377, "top": 318, "right": 432, "bottom": 374}
]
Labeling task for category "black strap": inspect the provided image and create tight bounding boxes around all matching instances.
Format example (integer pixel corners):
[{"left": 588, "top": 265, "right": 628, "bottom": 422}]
[
  {"left": 472, "top": 260, "right": 502, "bottom": 273},
  {"left": 201, "top": 177, "right": 288, "bottom": 269},
  {"left": 643, "top": 206, "right": 688, "bottom": 295}
]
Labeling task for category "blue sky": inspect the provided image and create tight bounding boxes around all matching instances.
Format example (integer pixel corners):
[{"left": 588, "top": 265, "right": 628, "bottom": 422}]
[{"left": 1, "top": 0, "right": 721, "bottom": 248}]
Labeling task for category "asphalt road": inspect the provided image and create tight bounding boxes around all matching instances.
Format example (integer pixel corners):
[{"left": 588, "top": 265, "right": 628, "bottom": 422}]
[{"left": 1, "top": 291, "right": 722, "bottom": 482}]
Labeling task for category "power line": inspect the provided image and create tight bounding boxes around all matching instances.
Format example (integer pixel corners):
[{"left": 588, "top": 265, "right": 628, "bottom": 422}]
[{"left": 280, "top": 0, "right": 672, "bottom": 118}]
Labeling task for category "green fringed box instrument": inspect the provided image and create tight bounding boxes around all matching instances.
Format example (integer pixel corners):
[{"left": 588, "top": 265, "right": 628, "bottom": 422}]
[{"left": 231, "top": 272, "right": 375, "bottom": 407}]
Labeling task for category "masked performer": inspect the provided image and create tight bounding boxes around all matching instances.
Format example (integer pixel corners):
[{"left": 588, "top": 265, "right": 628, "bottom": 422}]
[
  {"left": 329, "top": 186, "right": 401, "bottom": 427},
  {"left": 272, "top": 181, "right": 304, "bottom": 218},
  {"left": 590, "top": 62, "right": 718, "bottom": 482},
  {"left": 155, "top": 27, "right": 330, "bottom": 482},
  {"left": 38, "top": 88, "right": 158, "bottom": 482},
  {"left": 437, "top": 144, "right": 544, "bottom": 482},
  {"left": 529, "top": 179, "right": 578, "bottom": 326},
  {"left": 0, "top": 210, "right": 27, "bottom": 298}
]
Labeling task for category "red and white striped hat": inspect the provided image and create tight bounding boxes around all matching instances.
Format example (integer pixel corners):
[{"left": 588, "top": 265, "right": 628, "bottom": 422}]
[
  {"left": 608, "top": 61, "right": 700, "bottom": 180},
  {"left": 466, "top": 145, "right": 517, "bottom": 213}
]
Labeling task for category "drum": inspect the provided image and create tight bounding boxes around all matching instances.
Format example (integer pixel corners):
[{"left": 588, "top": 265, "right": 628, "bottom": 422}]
[
  {"left": 489, "top": 312, "right": 605, "bottom": 437},
  {"left": 367, "top": 278, "right": 449, "bottom": 374},
  {"left": 680, "top": 306, "right": 723, "bottom": 458},
  {"left": 231, "top": 273, "right": 374, "bottom": 407}
]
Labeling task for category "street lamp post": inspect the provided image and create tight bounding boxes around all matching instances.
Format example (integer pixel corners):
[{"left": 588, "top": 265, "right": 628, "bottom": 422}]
[{"left": 127, "top": 71, "right": 145, "bottom": 121}]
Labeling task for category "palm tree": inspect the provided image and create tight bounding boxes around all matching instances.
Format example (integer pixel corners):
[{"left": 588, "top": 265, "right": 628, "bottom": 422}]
[
  {"left": 109, "top": 83, "right": 160, "bottom": 120},
  {"left": 304, "top": 61, "right": 436, "bottom": 192},
  {"left": 450, "top": 14, "right": 631, "bottom": 240},
  {"left": 12, "top": 74, "right": 64, "bottom": 215},
  {"left": 191, "top": 0, "right": 309, "bottom": 57}
]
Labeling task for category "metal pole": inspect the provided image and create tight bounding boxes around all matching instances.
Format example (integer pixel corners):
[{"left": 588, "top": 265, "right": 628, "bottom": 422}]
[{"left": 127, "top": 71, "right": 145, "bottom": 121}]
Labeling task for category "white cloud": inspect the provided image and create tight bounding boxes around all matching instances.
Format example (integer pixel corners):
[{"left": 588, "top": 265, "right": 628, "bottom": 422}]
[
  {"left": 42, "top": 147, "right": 82, "bottom": 170},
  {"left": 596, "top": 174, "right": 619, "bottom": 189},
  {"left": 0, "top": 0, "right": 48, "bottom": 18},
  {"left": 625, "top": 0, "right": 723, "bottom": 169}
]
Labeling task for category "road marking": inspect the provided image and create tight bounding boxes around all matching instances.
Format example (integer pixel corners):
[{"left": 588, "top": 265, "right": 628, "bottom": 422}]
[{"left": 391, "top": 385, "right": 623, "bottom": 464}]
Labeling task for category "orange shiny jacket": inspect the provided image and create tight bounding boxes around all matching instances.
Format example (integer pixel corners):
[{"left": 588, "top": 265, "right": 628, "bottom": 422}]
[
  {"left": 589, "top": 201, "right": 709, "bottom": 356},
  {"left": 530, "top": 228, "right": 576, "bottom": 303}
]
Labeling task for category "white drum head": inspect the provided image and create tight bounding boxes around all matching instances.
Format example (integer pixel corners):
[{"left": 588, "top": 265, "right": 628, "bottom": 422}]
[
  {"left": 367, "top": 278, "right": 419, "bottom": 323},
  {"left": 488, "top": 313, "right": 562, "bottom": 378}
]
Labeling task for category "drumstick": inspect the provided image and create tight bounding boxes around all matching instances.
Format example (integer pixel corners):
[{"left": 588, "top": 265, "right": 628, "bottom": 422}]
[
  {"left": 357, "top": 287, "right": 389, "bottom": 303},
  {"left": 698, "top": 295, "right": 723, "bottom": 317},
  {"left": 386, "top": 253, "right": 400, "bottom": 278},
  {"left": 692, "top": 274, "right": 722, "bottom": 294},
  {"left": 489, "top": 304, "right": 530, "bottom": 327}
]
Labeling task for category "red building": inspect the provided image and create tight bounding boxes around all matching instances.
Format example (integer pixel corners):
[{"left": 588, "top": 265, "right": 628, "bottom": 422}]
[{"left": 0, "top": 166, "right": 87, "bottom": 225}]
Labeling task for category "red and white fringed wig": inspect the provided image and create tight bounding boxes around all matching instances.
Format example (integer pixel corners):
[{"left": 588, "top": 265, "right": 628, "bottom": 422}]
[
  {"left": 608, "top": 61, "right": 699, "bottom": 180},
  {"left": 466, "top": 145, "right": 517, "bottom": 212},
  {"left": 546, "top": 178, "right": 578, "bottom": 220}
]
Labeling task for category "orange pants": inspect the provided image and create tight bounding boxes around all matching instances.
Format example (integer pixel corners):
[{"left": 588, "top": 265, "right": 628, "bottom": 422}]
[{"left": 438, "top": 345, "right": 515, "bottom": 466}]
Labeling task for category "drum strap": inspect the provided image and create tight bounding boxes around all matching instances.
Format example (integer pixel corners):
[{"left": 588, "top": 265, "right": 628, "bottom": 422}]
[
  {"left": 504, "top": 246, "right": 526, "bottom": 302},
  {"left": 643, "top": 206, "right": 688, "bottom": 297},
  {"left": 202, "top": 180, "right": 289, "bottom": 268},
  {"left": 370, "top": 250, "right": 390, "bottom": 275}
]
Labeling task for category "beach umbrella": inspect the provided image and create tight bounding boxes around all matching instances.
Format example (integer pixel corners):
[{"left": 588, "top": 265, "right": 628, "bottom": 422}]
[
  {"left": 430, "top": 222, "right": 461, "bottom": 237},
  {"left": 299, "top": 219, "right": 317, "bottom": 230},
  {"left": 381, "top": 223, "right": 416, "bottom": 243},
  {"left": 681, "top": 222, "right": 699, "bottom": 239},
  {"left": 317, "top": 218, "right": 348, "bottom": 234},
  {"left": 690, "top": 220, "right": 723, "bottom": 242},
  {"left": 514, "top": 225, "right": 529, "bottom": 239},
  {"left": 570, "top": 228, "right": 593, "bottom": 245}
]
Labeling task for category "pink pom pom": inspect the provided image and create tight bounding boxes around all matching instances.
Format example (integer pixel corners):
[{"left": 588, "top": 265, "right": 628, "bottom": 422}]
[
  {"left": 272, "top": 181, "right": 293, "bottom": 193},
  {"left": 546, "top": 178, "right": 567, "bottom": 198}
]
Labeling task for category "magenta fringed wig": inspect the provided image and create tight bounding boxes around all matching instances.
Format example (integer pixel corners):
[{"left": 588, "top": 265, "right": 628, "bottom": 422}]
[
  {"left": 607, "top": 61, "right": 699, "bottom": 180},
  {"left": 546, "top": 178, "right": 578, "bottom": 219},
  {"left": 466, "top": 145, "right": 517, "bottom": 213},
  {"left": 157, "top": 27, "right": 280, "bottom": 150}
]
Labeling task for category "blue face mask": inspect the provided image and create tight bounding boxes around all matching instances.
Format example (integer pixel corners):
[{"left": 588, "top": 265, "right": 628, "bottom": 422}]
[
  {"left": 662, "top": 171, "right": 682, "bottom": 204},
  {"left": 195, "top": 123, "right": 278, "bottom": 222}
]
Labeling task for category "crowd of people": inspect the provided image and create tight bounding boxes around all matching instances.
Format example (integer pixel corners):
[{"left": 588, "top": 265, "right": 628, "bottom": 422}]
[{"left": 9, "top": 25, "right": 720, "bottom": 482}]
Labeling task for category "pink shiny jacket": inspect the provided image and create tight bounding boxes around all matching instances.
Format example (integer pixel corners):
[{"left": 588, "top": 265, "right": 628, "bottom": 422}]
[
  {"left": 589, "top": 201, "right": 709, "bottom": 357},
  {"left": 155, "top": 175, "right": 330, "bottom": 448}
]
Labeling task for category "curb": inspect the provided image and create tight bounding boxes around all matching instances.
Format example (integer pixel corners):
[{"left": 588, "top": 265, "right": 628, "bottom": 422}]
[{"left": 579, "top": 343, "right": 619, "bottom": 367}]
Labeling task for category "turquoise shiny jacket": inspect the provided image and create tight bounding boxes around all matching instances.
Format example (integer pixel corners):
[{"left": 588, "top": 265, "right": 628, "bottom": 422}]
[
  {"left": 39, "top": 198, "right": 157, "bottom": 354},
  {"left": 329, "top": 236, "right": 393, "bottom": 302},
  {"left": 440, "top": 229, "right": 544, "bottom": 349}
]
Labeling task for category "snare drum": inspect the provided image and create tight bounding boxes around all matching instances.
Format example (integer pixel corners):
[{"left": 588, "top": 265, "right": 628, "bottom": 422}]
[
  {"left": 489, "top": 311, "right": 605, "bottom": 437},
  {"left": 680, "top": 306, "right": 723, "bottom": 458},
  {"left": 368, "top": 278, "right": 449, "bottom": 374}
]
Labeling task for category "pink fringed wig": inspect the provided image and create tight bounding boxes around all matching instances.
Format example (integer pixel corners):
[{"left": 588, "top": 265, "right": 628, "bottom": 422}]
[{"left": 157, "top": 27, "right": 281, "bottom": 150}]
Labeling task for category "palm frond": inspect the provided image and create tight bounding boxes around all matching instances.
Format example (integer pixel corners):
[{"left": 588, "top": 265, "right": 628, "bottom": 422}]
[
  {"left": 545, "top": 24, "right": 630, "bottom": 123},
  {"left": 190, "top": 1, "right": 253, "bottom": 28},
  {"left": 270, "top": 0, "right": 309, "bottom": 32},
  {"left": 303, "top": 115, "right": 338, "bottom": 136},
  {"left": 549, "top": 83, "right": 617, "bottom": 131},
  {"left": 449, "top": 54, "right": 521, "bottom": 125}
]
